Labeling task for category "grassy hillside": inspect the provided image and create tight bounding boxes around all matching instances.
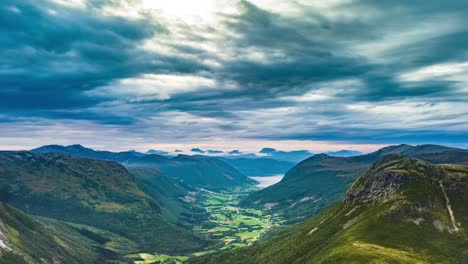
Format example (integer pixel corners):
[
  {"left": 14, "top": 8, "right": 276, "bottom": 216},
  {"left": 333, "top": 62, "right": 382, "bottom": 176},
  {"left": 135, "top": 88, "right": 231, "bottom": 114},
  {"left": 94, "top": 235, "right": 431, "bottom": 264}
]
[
  {"left": 241, "top": 144, "right": 468, "bottom": 223},
  {"left": 0, "top": 151, "right": 210, "bottom": 253},
  {"left": 0, "top": 202, "right": 138, "bottom": 264},
  {"left": 152, "top": 155, "right": 255, "bottom": 190},
  {"left": 127, "top": 166, "right": 209, "bottom": 227},
  {"left": 33, "top": 145, "right": 254, "bottom": 190},
  {"left": 190, "top": 156, "right": 468, "bottom": 263}
]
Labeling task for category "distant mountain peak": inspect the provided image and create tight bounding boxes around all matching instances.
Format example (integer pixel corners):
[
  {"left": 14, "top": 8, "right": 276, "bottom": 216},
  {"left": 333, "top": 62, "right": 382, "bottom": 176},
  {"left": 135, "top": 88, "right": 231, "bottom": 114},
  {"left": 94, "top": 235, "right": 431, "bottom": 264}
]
[
  {"left": 191, "top": 148, "right": 205, "bottom": 153},
  {"left": 68, "top": 144, "right": 86, "bottom": 148},
  {"left": 325, "top": 149, "right": 363, "bottom": 157},
  {"left": 260, "top": 148, "right": 276, "bottom": 154}
]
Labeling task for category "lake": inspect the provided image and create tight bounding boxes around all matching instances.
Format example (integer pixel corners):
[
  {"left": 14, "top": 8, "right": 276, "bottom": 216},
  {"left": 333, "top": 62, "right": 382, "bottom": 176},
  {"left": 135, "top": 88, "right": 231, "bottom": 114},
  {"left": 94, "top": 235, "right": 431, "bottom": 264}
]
[{"left": 249, "top": 175, "right": 284, "bottom": 188}]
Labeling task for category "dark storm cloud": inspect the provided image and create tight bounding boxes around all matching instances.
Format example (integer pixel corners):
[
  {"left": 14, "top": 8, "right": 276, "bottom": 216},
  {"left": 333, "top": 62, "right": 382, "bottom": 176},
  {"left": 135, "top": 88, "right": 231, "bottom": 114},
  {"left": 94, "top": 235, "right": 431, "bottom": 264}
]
[
  {"left": 212, "top": 0, "right": 466, "bottom": 101},
  {"left": 1, "top": 0, "right": 468, "bottom": 147},
  {"left": 0, "top": 0, "right": 206, "bottom": 117}
]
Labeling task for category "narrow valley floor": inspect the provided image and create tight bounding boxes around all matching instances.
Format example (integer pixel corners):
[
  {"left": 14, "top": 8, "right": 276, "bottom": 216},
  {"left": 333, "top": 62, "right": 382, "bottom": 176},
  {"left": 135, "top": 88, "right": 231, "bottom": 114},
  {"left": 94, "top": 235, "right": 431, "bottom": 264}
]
[{"left": 126, "top": 186, "right": 285, "bottom": 264}]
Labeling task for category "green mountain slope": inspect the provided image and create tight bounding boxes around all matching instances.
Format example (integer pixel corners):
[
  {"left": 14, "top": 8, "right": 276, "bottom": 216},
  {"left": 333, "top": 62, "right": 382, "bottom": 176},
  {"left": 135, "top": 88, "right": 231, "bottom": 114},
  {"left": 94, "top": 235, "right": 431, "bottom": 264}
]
[
  {"left": 220, "top": 157, "right": 295, "bottom": 176},
  {"left": 32, "top": 145, "right": 254, "bottom": 190},
  {"left": 241, "top": 144, "right": 468, "bottom": 223},
  {"left": 190, "top": 155, "right": 468, "bottom": 263},
  {"left": 148, "top": 155, "right": 255, "bottom": 190},
  {"left": 127, "top": 166, "right": 209, "bottom": 227},
  {"left": 0, "top": 202, "right": 138, "bottom": 264},
  {"left": 0, "top": 151, "right": 209, "bottom": 253}
]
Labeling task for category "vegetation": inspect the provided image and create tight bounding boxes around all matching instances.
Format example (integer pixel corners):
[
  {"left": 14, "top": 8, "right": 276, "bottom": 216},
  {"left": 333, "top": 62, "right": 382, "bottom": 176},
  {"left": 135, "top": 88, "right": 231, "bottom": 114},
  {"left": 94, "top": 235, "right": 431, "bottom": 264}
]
[
  {"left": 127, "top": 187, "right": 286, "bottom": 263},
  {"left": 1, "top": 145, "right": 467, "bottom": 263},
  {"left": 0, "top": 151, "right": 210, "bottom": 254},
  {"left": 241, "top": 144, "right": 468, "bottom": 223},
  {"left": 0, "top": 202, "right": 137, "bottom": 264},
  {"left": 189, "top": 156, "right": 468, "bottom": 263},
  {"left": 32, "top": 144, "right": 256, "bottom": 190}
]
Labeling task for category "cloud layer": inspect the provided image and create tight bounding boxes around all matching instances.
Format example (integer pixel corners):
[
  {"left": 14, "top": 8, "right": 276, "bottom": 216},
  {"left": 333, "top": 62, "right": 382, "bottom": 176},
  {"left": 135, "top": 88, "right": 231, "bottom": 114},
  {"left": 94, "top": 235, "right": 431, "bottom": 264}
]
[{"left": 1, "top": 0, "right": 467, "bottom": 151}]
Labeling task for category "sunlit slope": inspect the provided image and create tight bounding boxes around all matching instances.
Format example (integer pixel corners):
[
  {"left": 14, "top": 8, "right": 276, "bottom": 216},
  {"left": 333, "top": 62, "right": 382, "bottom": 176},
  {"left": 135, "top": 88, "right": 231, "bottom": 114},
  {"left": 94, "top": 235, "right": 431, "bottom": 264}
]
[{"left": 191, "top": 155, "right": 468, "bottom": 263}]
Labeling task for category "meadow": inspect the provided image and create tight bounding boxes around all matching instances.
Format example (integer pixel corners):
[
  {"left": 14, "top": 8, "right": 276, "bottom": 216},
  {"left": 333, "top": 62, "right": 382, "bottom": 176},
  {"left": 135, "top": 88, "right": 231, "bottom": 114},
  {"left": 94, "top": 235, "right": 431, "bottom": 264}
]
[{"left": 127, "top": 187, "right": 285, "bottom": 263}]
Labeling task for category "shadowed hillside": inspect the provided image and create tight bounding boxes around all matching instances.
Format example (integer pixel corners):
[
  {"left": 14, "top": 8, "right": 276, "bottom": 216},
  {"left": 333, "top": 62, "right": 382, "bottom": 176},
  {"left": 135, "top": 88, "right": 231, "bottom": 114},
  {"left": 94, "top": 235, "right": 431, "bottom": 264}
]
[
  {"left": 0, "top": 151, "right": 210, "bottom": 253},
  {"left": 33, "top": 145, "right": 255, "bottom": 190},
  {"left": 0, "top": 202, "right": 138, "bottom": 264}
]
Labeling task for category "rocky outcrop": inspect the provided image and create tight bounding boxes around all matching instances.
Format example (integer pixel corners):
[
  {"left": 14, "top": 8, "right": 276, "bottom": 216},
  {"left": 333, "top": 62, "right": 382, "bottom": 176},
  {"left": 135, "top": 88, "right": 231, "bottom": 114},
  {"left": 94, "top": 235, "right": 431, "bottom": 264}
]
[{"left": 344, "top": 155, "right": 443, "bottom": 204}]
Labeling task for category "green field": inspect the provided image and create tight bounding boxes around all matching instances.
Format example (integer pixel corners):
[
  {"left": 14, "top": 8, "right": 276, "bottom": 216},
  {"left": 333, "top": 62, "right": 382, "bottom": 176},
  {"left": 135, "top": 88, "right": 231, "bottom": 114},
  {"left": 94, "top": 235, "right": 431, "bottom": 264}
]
[
  {"left": 195, "top": 187, "right": 284, "bottom": 247},
  {"left": 129, "top": 187, "right": 285, "bottom": 263}
]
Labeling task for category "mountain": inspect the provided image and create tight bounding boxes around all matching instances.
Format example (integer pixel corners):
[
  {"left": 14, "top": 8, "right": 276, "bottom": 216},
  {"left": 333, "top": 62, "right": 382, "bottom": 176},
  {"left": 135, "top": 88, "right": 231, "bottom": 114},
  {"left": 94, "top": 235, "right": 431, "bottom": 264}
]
[
  {"left": 0, "top": 151, "right": 209, "bottom": 253},
  {"left": 241, "top": 144, "right": 468, "bottom": 223},
  {"left": 0, "top": 202, "right": 138, "bottom": 264},
  {"left": 149, "top": 155, "right": 255, "bottom": 189},
  {"left": 325, "top": 150, "right": 362, "bottom": 157},
  {"left": 191, "top": 148, "right": 205, "bottom": 154},
  {"left": 32, "top": 145, "right": 254, "bottom": 190},
  {"left": 190, "top": 156, "right": 468, "bottom": 263},
  {"left": 146, "top": 149, "right": 170, "bottom": 156},
  {"left": 259, "top": 148, "right": 312, "bottom": 162},
  {"left": 220, "top": 157, "right": 296, "bottom": 176},
  {"left": 127, "top": 166, "right": 208, "bottom": 226},
  {"left": 32, "top": 144, "right": 145, "bottom": 163}
]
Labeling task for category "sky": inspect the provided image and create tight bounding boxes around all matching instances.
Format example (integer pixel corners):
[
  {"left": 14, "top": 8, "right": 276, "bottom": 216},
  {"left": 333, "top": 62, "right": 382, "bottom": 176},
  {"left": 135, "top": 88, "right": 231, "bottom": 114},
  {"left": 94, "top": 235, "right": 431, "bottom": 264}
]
[{"left": 1, "top": 0, "right": 467, "bottom": 153}]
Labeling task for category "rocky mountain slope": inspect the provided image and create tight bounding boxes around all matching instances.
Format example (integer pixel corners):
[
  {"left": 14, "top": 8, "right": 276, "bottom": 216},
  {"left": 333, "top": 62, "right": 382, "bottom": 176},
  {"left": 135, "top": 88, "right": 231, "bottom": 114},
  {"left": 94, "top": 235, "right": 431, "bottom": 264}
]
[
  {"left": 190, "top": 155, "right": 468, "bottom": 263},
  {"left": 241, "top": 144, "right": 468, "bottom": 223}
]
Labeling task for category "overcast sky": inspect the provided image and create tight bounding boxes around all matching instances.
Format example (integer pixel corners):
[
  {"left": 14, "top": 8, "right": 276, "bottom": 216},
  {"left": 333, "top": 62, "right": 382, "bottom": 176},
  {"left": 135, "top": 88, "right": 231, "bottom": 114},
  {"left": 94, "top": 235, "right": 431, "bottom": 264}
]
[{"left": 1, "top": 0, "right": 467, "bottom": 152}]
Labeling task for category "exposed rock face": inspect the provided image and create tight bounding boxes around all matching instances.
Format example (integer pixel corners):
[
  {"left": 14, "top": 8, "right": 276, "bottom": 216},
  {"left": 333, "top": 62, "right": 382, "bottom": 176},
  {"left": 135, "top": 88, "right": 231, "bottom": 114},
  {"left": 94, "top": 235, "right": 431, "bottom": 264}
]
[
  {"left": 0, "top": 219, "right": 12, "bottom": 251},
  {"left": 344, "top": 154, "right": 443, "bottom": 204}
]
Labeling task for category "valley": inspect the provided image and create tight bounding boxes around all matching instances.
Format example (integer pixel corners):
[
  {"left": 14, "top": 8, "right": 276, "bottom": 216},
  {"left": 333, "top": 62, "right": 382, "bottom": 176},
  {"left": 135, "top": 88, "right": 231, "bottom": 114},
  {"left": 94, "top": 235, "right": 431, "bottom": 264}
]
[
  {"left": 127, "top": 186, "right": 286, "bottom": 263},
  {"left": 1, "top": 145, "right": 467, "bottom": 264}
]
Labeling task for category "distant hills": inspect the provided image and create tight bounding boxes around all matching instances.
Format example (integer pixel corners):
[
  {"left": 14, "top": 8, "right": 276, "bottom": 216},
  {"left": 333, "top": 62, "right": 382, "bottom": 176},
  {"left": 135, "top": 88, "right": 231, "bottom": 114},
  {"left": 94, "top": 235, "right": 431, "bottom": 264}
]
[
  {"left": 258, "top": 148, "right": 313, "bottom": 163},
  {"left": 258, "top": 148, "right": 362, "bottom": 161},
  {"left": 220, "top": 157, "right": 296, "bottom": 176},
  {"left": 190, "top": 155, "right": 468, "bottom": 263},
  {"left": 31, "top": 144, "right": 367, "bottom": 178},
  {"left": 241, "top": 144, "right": 468, "bottom": 223},
  {"left": 32, "top": 144, "right": 254, "bottom": 190}
]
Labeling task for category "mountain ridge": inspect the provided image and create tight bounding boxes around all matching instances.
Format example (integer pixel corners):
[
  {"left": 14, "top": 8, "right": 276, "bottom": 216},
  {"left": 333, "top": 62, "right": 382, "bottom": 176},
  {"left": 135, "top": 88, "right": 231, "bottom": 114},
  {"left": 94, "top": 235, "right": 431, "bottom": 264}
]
[
  {"left": 241, "top": 144, "right": 468, "bottom": 223},
  {"left": 32, "top": 144, "right": 254, "bottom": 190},
  {"left": 189, "top": 155, "right": 468, "bottom": 263},
  {"left": 0, "top": 151, "right": 210, "bottom": 253}
]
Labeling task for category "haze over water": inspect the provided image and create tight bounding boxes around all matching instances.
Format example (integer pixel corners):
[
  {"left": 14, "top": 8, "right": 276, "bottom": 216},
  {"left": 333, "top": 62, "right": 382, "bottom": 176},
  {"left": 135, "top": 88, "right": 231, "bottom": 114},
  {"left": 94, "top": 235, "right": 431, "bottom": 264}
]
[{"left": 249, "top": 175, "right": 284, "bottom": 188}]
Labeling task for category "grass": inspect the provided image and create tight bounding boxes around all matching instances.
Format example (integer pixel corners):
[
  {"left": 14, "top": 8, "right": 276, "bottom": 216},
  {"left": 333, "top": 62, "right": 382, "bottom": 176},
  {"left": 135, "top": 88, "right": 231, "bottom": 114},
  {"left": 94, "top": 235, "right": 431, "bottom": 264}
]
[
  {"left": 187, "top": 158, "right": 468, "bottom": 264},
  {"left": 129, "top": 253, "right": 189, "bottom": 264},
  {"left": 130, "top": 187, "right": 286, "bottom": 263}
]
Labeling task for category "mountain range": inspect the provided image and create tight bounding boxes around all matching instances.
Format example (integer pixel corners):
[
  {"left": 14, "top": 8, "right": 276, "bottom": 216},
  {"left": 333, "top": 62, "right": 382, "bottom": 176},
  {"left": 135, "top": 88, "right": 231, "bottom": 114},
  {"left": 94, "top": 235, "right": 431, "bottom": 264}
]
[
  {"left": 0, "top": 151, "right": 210, "bottom": 256},
  {"left": 32, "top": 144, "right": 254, "bottom": 190},
  {"left": 189, "top": 155, "right": 468, "bottom": 263},
  {"left": 241, "top": 144, "right": 468, "bottom": 223},
  {"left": 1, "top": 143, "right": 467, "bottom": 263}
]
